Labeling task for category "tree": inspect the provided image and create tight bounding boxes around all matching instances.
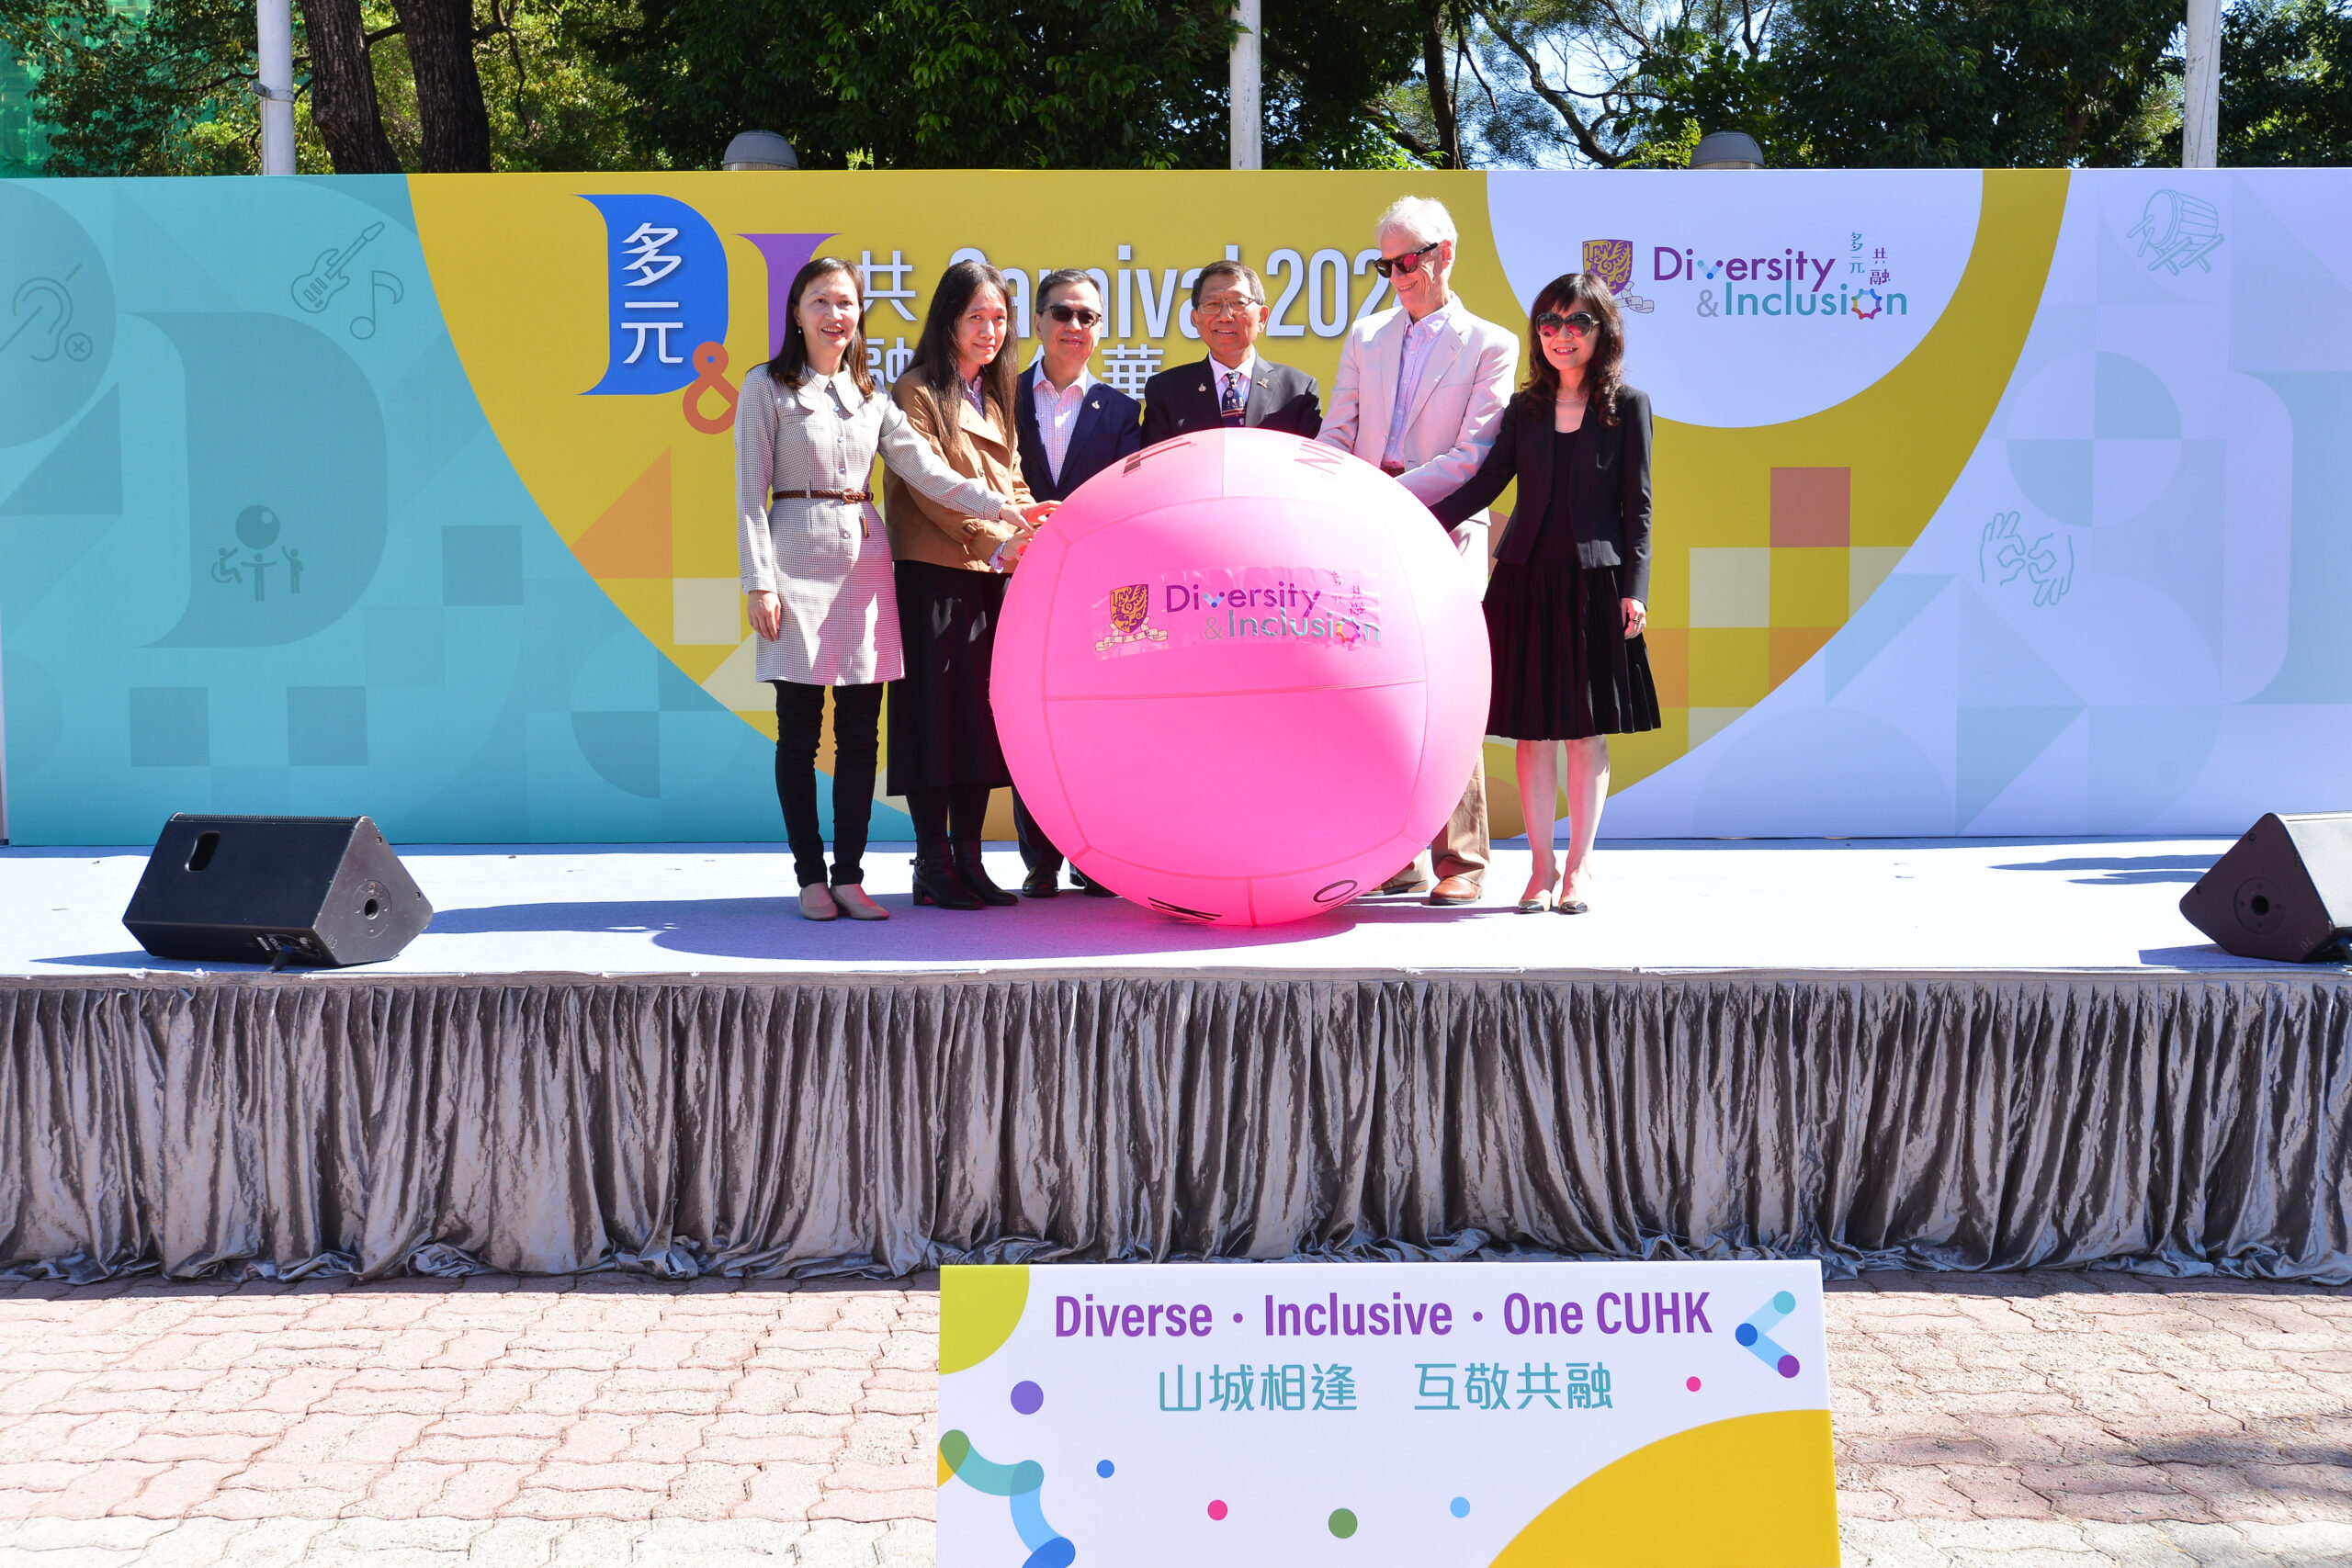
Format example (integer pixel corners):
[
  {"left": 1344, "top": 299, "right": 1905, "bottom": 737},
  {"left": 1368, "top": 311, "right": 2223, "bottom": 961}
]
[
  {"left": 1767, "top": 0, "right": 2180, "bottom": 164},
  {"left": 0, "top": 0, "right": 269, "bottom": 174},
  {"left": 1391, "top": 0, "right": 2186, "bottom": 167},
  {"left": 0, "top": 0, "right": 654, "bottom": 174},
  {"left": 302, "top": 0, "right": 401, "bottom": 171},
  {"left": 2214, "top": 0, "right": 2352, "bottom": 163},
  {"left": 1375, "top": 0, "right": 1782, "bottom": 168},
  {"left": 390, "top": 0, "right": 490, "bottom": 167},
  {"left": 590, "top": 0, "right": 1424, "bottom": 171}
]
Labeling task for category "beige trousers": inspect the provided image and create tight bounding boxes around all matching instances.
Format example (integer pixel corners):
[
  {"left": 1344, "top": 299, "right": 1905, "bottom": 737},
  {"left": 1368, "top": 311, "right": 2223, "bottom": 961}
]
[{"left": 1390, "top": 758, "right": 1490, "bottom": 888}]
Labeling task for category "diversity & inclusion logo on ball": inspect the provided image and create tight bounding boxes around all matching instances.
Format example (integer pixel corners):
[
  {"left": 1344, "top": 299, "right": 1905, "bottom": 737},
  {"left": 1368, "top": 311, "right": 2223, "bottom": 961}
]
[{"left": 1091, "top": 569, "right": 1384, "bottom": 660}]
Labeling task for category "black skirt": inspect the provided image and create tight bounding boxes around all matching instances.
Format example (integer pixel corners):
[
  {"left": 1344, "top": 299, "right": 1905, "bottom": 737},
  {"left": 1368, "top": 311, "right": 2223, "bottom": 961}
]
[
  {"left": 1484, "top": 561, "right": 1662, "bottom": 741},
  {"left": 887, "top": 559, "right": 1012, "bottom": 794}
]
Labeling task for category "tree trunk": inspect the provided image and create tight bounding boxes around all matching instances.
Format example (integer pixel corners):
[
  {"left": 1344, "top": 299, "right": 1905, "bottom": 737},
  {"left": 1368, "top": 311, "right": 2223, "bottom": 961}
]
[
  {"left": 391, "top": 0, "right": 493, "bottom": 171},
  {"left": 1422, "top": 5, "right": 1462, "bottom": 168},
  {"left": 298, "top": 0, "right": 401, "bottom": 173}
]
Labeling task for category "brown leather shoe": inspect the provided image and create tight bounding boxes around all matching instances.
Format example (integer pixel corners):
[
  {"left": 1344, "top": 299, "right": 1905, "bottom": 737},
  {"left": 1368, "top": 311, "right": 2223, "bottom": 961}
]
[{"left": 1428, "top": 874, "right": 1482, "bottom": 906}]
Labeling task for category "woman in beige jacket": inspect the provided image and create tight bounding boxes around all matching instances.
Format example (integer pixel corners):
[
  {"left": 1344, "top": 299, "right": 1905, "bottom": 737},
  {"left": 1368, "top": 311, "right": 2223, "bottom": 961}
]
[
  {"left": 883, "top": 259, "right": 1044, "bottom": 911},
  {"left": 738, "top": 256, "right": 1042, "bottom": 922}
]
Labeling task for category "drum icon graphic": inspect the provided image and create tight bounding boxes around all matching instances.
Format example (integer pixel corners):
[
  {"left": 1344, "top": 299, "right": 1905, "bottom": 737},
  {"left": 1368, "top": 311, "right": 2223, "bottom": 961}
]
[{"left": 2127, "top": 189, "right": 2223, "bottom": 276}]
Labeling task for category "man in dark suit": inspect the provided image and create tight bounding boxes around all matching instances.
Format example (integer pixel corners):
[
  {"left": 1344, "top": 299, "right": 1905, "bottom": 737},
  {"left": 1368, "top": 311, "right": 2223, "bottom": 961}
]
[
  {"left": 1139, "top": 261, "right": 1321, "bottom": 446},
  {"left": 1009, "top": 269, "right": 1141, "bottom": 898}
]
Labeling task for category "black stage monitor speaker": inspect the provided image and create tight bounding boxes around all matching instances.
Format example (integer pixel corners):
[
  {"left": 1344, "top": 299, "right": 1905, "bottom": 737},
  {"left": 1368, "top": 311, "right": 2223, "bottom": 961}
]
[
  {"left": 2179, "top": 812, "right": 2352, "bottom": 963},
  {"left": 123, "top": 814, "right": 433, "bottom": 967}
]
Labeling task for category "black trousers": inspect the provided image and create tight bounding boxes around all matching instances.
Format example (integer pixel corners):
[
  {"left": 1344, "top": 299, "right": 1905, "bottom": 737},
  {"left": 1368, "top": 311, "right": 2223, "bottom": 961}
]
[
  {"left": 904, "top": 784, "right": 990, "bottom": 852},
  {"left": 1013, "top": 793, "right": 1064, "bottom": 875},
  {"left": 773, "top": 680, "right": 884, "bottom": 888}
]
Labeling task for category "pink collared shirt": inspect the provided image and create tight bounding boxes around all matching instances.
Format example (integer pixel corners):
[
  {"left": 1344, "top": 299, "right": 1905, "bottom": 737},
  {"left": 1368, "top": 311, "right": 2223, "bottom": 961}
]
[{"left": 1032, "top": 358, "right": 1095, "bottom": 486}]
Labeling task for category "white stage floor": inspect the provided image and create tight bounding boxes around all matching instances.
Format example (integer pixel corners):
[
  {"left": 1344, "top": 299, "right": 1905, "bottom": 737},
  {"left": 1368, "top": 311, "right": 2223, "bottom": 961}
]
[{"left": 0, "top": 837, "right": 2323, "bottom": 978}]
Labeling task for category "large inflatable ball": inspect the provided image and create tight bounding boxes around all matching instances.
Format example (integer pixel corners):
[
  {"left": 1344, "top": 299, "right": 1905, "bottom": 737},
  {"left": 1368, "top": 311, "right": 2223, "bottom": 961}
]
[{"left": 993, "top": 427, "right": 1491, "bottom": 927}]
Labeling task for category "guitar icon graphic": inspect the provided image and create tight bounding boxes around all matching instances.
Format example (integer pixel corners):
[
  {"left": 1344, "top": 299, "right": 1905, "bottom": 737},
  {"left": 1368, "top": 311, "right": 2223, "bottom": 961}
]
[{"left": 289, "top": 222, "right": 384, "bottom": 314}]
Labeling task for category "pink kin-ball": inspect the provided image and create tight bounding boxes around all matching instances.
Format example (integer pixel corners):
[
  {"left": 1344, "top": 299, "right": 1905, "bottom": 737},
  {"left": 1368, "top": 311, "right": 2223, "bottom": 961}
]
[{"left": 993, "top": 428, "right": 1491, "bottom": 928}]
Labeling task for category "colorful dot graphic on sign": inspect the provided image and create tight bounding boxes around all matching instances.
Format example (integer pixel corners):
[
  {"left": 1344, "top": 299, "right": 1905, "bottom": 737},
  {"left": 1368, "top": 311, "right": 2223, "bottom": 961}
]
[
  {"left": 938, "top": 1430, "right": 1069, "bottom": 1567},
  {"left": 1687, "top": 1376, "right": 1702, "bottom": 1392},
  {"left": 1450, "top": 1497, "right": 1471, "bottom": 1518},
  {"left": 1207, "top": 1500, "right": 1228, "bottom": 1521},
  {"left": 1011, "top": 1381, "right": 1044, "bottom": 1414},
  {"left": 1329, "top": 1508, "right": 1358, "bottom": 1539},
  {"left": 1736, "top": 1291, "right": 1803, "bottom": 1378},
  {"left": 1096, "top": 1461, "right": 1114, "bottom": 1478}
]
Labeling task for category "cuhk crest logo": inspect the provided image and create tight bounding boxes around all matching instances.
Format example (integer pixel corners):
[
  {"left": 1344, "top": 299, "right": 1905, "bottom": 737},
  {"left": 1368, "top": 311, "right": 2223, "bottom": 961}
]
[
  {"left": 1582, "top": 238, "right": 1656, "bottom": 314},
  {"left": 1096, "top": 583, "right": 1168, "bottom": 653}
]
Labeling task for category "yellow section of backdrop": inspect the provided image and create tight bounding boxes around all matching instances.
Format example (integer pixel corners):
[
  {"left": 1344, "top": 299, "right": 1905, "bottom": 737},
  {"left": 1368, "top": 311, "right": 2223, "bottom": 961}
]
[
  {"left": 1488, "top": 1409, "right": 1840, "bottom": 1567},
  {"left": 412, "top": 170, "right": 2064, "bottom": 840}
]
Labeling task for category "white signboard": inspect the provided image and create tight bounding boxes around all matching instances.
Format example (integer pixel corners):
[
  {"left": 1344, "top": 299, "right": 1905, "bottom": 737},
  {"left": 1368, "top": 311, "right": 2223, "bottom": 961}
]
[{"left": 938, "top": 1260, "right": 1838, "bottom": 1568}]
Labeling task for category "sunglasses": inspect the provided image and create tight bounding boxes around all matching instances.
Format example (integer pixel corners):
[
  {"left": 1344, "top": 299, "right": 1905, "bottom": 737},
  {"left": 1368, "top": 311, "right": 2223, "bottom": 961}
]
[
  {"left": 1373, "top": 239, "right": 1442, "bottom": 278},
  {"left": 1536, "top": 310, "right": 1601, "bottom": 338},
  {"left": 1045, "top": 303, "right": 1103, "bottom": 327}
]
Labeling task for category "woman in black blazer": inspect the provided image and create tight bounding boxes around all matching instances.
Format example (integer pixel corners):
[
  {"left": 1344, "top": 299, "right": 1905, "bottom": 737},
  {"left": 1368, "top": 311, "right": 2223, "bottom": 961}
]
[{"left": 1429, "top": 273, "right": 1660, "bottom": 915}]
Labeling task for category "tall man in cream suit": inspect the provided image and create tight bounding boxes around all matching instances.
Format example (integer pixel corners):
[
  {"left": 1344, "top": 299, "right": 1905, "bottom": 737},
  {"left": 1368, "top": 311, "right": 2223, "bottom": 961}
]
[{"left": 1318, "top": 196, "right": 1519, "bottom": 905}]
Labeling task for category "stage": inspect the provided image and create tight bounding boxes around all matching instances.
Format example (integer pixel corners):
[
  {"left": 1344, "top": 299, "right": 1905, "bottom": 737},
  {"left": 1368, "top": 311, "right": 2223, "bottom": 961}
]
[
  {"left": 2, "top": 838, "right": 2347, "bottom": 1289},
  {"left": 0, "top": 836, "right": 2297, "bottom": 976}
]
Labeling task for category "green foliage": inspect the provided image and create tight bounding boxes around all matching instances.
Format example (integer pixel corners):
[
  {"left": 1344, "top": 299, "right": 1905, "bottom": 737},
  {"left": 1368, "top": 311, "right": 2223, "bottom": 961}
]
[
  {"left": 367, "top": 0, "right": 658, "bottom": 171},
  {"left": 0, "top": 0, "right": 269, "bottom": 174},
  {"left": 591, "top": 0, "right": 1424, "bottom": 171},
  {"left": 2216, "top": 0, "right": 2352, "bottom": 163},
  {"left": 1625, "top": 16, "right": 1783, "bottom": 164},
  {"left": 589, "top": 0, "right": 1227, "bottom": 170},
  {"left": 1765, "top": 0, "right": 2183, "bottom": 165}
]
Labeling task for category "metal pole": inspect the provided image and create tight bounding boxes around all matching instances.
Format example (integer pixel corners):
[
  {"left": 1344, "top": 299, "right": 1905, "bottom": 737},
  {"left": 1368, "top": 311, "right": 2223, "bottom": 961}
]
[
  {"left": 256, "top": 0, "right": 296, "bottom": 175},
  {"left": 1230, "top": 0, "right": 1261, "bottom": 171},
  {"left": 2183, "top": 0, "right": 2220, "bottom": 169}
]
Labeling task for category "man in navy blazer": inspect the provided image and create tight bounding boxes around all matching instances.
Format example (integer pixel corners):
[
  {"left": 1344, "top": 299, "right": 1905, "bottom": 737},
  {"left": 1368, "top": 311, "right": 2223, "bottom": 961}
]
[
  {"left": 1139, "top": 260, "right": 1321, "bottom": 446},
  {"left": 1010, "top": 269, "right": 1141, "bottom": 897}
]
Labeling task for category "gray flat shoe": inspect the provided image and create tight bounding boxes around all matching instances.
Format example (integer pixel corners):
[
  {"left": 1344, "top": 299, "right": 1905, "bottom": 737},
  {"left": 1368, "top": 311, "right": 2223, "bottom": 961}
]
[{"left": 797, "top": 884, "right": 839, "bottom": 921}]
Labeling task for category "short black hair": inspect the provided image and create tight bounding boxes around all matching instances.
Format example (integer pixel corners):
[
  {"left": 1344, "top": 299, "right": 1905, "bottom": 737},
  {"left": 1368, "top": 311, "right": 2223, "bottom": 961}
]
[
  {"left": 1037, "top": 268, "right": 1102, "bottom": 310},
  {"left": 1190, "top": 260, "right": 1264, "bottom": 309}
]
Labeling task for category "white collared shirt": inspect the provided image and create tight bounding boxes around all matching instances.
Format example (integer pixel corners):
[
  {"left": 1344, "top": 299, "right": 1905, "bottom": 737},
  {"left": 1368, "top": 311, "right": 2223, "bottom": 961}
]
[
  {"left": 1383, "top": 298, "right": 1458, "bottom": 468},
  {"left": 1031, "top": 356, "right": 1095, "bottom": 485},
  {"left": 1208, "top": 350, "right": 1258, "bottom": 419}
]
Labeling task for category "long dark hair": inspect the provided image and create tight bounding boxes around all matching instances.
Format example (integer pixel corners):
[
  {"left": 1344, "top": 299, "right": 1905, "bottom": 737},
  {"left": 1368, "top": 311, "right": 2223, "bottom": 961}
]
[
  {"left": 904, "top": 260, "right": 1019, "bottom": 456},
  {"left": 1517, "top": 272, "right": 1626, "bottom": 426},
  {"left": 766, "top": 256, "right": 875, "bottom": 396}
]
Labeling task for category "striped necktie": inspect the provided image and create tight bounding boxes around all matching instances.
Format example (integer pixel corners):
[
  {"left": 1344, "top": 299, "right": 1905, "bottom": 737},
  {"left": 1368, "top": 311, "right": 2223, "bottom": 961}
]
[{"left": 1219, "top": 370, "right": 1247, "bottom": 427}]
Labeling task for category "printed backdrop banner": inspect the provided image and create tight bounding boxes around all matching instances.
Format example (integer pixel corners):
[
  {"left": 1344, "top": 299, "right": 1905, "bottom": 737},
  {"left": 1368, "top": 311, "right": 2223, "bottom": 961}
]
[
  {"left": 937, "top": 1260, "right": 1837, "bottom": 1567},
  {"left": 0, "top": 170, "right": 2345, "bottom": 843}
]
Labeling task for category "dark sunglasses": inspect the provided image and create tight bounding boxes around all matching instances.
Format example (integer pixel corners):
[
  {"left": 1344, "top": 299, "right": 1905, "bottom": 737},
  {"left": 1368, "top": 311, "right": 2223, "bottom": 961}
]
[
  {"left": 1373, "top": 239, "right": 1442, "bottom": 278},
  {"left": 1045, "top": 303, "right": 1103, "bottom": 327},
  {"left": 1536, "top": 310, "right": 1601, "bottom": 338}
]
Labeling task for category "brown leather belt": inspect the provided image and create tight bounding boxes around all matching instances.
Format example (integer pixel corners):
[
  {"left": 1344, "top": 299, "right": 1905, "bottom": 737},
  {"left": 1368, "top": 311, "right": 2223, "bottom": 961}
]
[{"left": 773, "top": 488, "right": 872, "bottom": 503}]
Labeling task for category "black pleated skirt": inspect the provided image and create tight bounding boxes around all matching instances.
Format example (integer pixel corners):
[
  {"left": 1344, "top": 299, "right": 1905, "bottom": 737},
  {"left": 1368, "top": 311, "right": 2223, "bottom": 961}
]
[
  {"left": 1485, "top": 561, "right": 1662, "bottom": 741},
  {"left": 887, "top": 559, "right": 1012, "bottom": 794}
]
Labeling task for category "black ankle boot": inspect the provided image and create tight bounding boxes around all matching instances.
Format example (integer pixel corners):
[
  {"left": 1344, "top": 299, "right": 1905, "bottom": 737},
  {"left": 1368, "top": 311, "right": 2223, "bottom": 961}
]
[
  {"left": 952, "top": 840, "right": 1018, "bottom": 906},
  {"left": 911, "top": 847, "right": 983, "bottom": 910}
]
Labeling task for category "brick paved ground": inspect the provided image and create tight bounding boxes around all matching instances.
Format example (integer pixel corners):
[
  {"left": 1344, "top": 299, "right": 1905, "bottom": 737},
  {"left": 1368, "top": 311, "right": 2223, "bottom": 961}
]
[{"left": 0, "top": 1270, "right": 2344, "bottom": 1566}]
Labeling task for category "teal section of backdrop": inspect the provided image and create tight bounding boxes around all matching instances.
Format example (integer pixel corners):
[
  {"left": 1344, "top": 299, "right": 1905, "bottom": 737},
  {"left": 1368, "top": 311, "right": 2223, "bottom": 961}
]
[{"left": 0, "top": 175, "right": 838, "bottom": 846}]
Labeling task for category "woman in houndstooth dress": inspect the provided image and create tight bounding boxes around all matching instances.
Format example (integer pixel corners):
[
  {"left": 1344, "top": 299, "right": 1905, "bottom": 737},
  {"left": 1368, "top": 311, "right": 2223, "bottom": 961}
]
[{"left": 737, "top": 256, "right": 1044, "bottom": 922}]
